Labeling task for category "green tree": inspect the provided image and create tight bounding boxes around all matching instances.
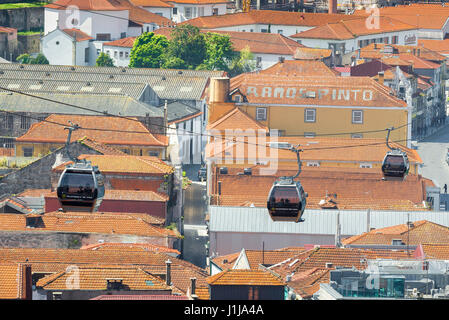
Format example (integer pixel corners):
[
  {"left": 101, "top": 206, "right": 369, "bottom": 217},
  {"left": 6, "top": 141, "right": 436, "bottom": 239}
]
[
  {"left": 30, "top": 53, "right": 49, "bottom": 65},
  {"left": 17, "top": 53, "right": 49, "bottom": 64},
  {"left": 161, "top": 56, "right": 187, "bottom": 69},
  {"left": 165, "top": 25, "right": 206, "bottom": 69},
  {"left": 228, "top": 46, "right": 257, "bottom": 77},
  {"left": 95, "top": 52, "right": 115, "bottom": 67},
  {"left": 198, "top": 32, "right": 235, "bottom": 72},
  {"left": 129, "top": 32, "right": 169, "bottom": 68}
]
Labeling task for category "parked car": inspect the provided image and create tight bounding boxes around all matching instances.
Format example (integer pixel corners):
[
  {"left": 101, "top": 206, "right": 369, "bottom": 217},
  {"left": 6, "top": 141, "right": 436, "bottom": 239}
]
[{"left": 198, "top": 167, "right": 207, "bottom": 182}]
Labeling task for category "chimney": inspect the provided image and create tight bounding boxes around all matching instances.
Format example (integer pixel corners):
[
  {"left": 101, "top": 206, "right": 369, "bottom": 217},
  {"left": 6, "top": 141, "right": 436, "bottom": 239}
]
[
  {"left": 209, "top": 77, "right": 230, "bottom": 104},
  {"left": 328, "top": 0, "right": 337, "bottom": 14},
  {"left": 190, "top": 278, "right": 197, "bottom": 296},
  {"left": 417, "top": 48, "right": 421, "bottom": 57},
  {"left": 378, "top": 71, "right": 384, "bottom": 86},
  {"left": 165, "top": 259, "right": 172, "bottom": 286}
]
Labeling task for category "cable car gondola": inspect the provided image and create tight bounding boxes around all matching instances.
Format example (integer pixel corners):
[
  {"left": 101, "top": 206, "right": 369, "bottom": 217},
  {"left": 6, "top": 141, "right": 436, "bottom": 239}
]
[
  {"left": 56, "top": 122, "right": 105, "bottom": 212},
  {"left": 267, "top": 146, "right": 307, "bottom": 223},
  {"left": 381, "top": 127, "right": 410, "bottom": 178}
]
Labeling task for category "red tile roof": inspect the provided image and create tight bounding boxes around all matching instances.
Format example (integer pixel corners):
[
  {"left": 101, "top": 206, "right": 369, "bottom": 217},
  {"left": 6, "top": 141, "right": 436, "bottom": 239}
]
[
  {"left": 0, "top": 263, "right": 29, "bottom": 300},
  {"left": 420, "top": 243, "right": 449, "bottom": 260},
  {"left": 130, "top": 0, "right": 174, "bottom": 7},
  {"left": 80, "top": 242, "right": 180, "bottom": 255},
  {"left": 229, "top": 74, "right": 407, "bottom": 108},
  {"left": 0, "top": 27, "right": 16, "bottom": 33},
  {"left": 354, "top": 4, "right": 449, "bottom": 30},
  {"left": 53, "top": 154, "right": 174, "bottom": 175},
  {"left": 206, "top": 107, "right": 268, "bottom": 131},
  {"left": 293, "top": 47, "right": 332, "bottom": 60},
  {"left": 36, "top": 265, "right": 172, "bottom": 291},
  {"left": 46, "top": 0, "right": 130, "bottom": 10},
  {"left": 0, "top": 211, "right": 180, "bottom": 238},
  {"left": 62, "top": 28, "right": 93, "bottom": 42},
  {"left": 104, "top": 36, "right": 137, "bottom": 48},
  {"left": 16, "top": 114, "right": 168, "bottom": 147},
  {"left": 360, "top": 43, "right": 447, "bottom": 63},
  {"left": 207, "top": 269, "right": 285, "bottom": 286},
  {"left": 90, "top": 294, "right": 189, "bottom": 300},
  {"left": 418, "top": 39, "right": 449, "bottom": 56},
  {"left": 342, "top": 220, "right": 449, "bottom": 246},
  {"left": 291, "top": 16, "right": 416, "bottom": 40},
  {"left": 181, "top": 10, "right": 361, "bottom": 29},
  {"left": 259, "top": 59, "right": 337, "bottom": 77},
  {"left": 166, "top": 0, "right": 229, "bottom": 3}
]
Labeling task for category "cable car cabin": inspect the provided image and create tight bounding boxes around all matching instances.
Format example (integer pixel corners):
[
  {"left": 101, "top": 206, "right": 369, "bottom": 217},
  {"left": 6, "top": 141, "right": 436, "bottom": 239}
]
[
  {"left": 267, "top": 180, "right": 307, "bottom": 223},
  {"left": 381, "top": 150, "right": 410, "bottom": 178},
  {"left": 56, "top": 163, "right": 105, "bottom": 212}
]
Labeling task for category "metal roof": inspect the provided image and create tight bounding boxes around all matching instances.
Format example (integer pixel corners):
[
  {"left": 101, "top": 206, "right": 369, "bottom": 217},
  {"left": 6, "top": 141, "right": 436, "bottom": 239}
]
[
  {"left": 0, "top": 92, "right": 162, "bottom": 117},
  {"left": 209, "top": 206, "right": 449, "bottom": 236},
  {"left": 0, "top": 63, "right": 225, "bottom": 101},
  {"left": 166, "top": 101, "right": 200, "bottom": 122},
  {"left": 0, "top": 78, "right": 148, "bottom": 101}
]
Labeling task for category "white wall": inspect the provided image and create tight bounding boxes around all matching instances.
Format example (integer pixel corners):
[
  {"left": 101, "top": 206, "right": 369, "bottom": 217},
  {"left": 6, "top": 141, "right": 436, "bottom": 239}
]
[
  {"left": 170, "top": 3, "right": 227, "bottom": 23},
  {"left": 42, "top": 30, "right": 74, "bottom": 65},
  {"left": 208, "top": 24, "right": 311, "bottom": 37},
  {"left": 142, "top": 6, "right": 172, "bottom": 20},
  {"left": 253, "top": 52, "right": 295, "bottom": 70},
  {"left": 45, "top": 8, "right": 130, "bottom": 40},
  {"left": 89, "top": 41, "right": 104, "bottom": 66},
  {"left": 103, "top": 45, "right": 131, "bottom": 67},
  {"left": 75, "top": 39, "right": 91, "bottom": 66}
]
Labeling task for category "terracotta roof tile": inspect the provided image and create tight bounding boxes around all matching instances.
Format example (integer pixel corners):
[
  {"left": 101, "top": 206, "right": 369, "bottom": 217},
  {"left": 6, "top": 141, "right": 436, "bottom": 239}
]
[
  {"left": 259, "top": 59, "right": 336, "bottom": 77},
  {"left": 293, "top": 47, "right": 332, "bottom": 60},
  {"left": 181, "top": 10, "right": 361, "bottom": 29},
  {"left": 206, "top": 107, "right": 268, "bottom": 131},
  {"left": 418, "top": 39, "right": 449, "bottom": 56},
  {"left": 229, "top": 74, "right": 406, "bottom": 107},
  {"left": 130, "top": 0, "right": 173, "bottom": 6},
  {"left": 342, "top": 220, "right": 449, "bottom": 246},
  {"left": 0, "top": 211, "right": 179, "bottom": 238},
  {"left": 0, "top": 27, "right": 16, "bottom": 33},
  {"left": 194, "top": 286, "right": 210, "bottom": 300},
  {"left": 78, "top": 137, "right": 128, "bottom": 155},
  {"left": 62, "top": 28, "right": 93, "bottom": 41},
  {"left": 0, "top": 263, "right": 29, "bottom": 300},
  {"left": 207, "top": 269, "right": 285, "bottom": 286},
  {"left": 80, "top": 242, "right": 180, "bottom": 255},
  {"left": 36, "top": 265, "right": 172, "bottom": 291},
  {"left": 53, "top": 154, "right": 174, "bottom": 175},
  {"left": 104, "top": 36, "right": 137, "bottom": 48},
  {"left": 16, "top": 114, "right": 168, "bottom": 147},
  {"left": 46, "top": 0, "right": 130, "bottom": 10},
  {"left": 292, "top": 16, "right": 416, "bottom": 40},
  {"left": 90, "top": 294, "right": 189, "bottom": 300},
  {"left": 420, "top": 243, "right": 449, "bottom": 260}
]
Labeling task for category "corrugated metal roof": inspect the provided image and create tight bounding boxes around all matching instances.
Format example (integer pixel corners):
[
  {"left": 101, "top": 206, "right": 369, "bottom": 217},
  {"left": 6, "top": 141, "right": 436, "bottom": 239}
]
[
  {"left": 0, "top": 92, "right": 162, "bottom": 117},
  {"left": 0, "top": 78, "right": 148, "bottom": 100},
  {"left": 0, "top": 63, "right": 225, "bottom": 100},
  {"left": 166, "top": 101, "right": 200, "bottom": 122},
  {"left": 209, "top": 206, "right": 449, "bottom": 236}
]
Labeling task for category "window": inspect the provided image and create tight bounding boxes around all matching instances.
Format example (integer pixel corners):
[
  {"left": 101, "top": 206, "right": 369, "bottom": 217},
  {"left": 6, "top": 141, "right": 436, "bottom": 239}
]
[
  {"left": 250, "top": 29, "right": 254, "bottom": 32},
  {"left": 146, "top": 26, "right": 150, "bottom": 32},
  {"left": 256, "top": 56, "right": 262, "bottom": 68},
  {"left": 125, "top": 51, "right": 129, "bottom": 59},
  {"left": 277, "top": 30, "right": 283, "bottom": 34},
  {"left": 20, "top": 115, "right": 30, "bottom": 129},
  {"left": 173, "top": 7, "right": 178, "bottom": 15},
  {"left": 120, "top": 32, "right": 126, "bottom": 39},
  {"left": 96, "top": 49, "right": 100, "bottom": 55},
  {"left": 212, "top": 8, "right": 218, "bottom": 15},
  {"left": 3, "top": 114, "right": 13, "bottom": 129},
  {"left": 261, "top": 29, "right": 268, "bottom": 33},
  {"left": 119, "top": 51, "right": 123, "bottom": 59},
  {"left": 392, "top": 36, "right": 398, "bottom": 44},
  {"left": 351, "top": 133, "right": 363, "bottom": 139},
  {"left": 55, "top": 41, "right": 59, "bottom": 45},
  {"left": 304, "top": 108, "right": 316, "bottom": 122},
  {"left": 96, "top": 33, "right": 111, "bottom": 41},
  {"left": 352, "top": 110, "right": 363, "bottom": 124},
  {"left": 193, "top": 7, "right": 197, "bottom": 17},
  {"left": 307, "top": 161, "right": 320, "bottom": 167},
  {"left": 296, "top": 40, "right": 301, "bottom": 44},
  {"left": 358, "top": 40, "right": 362, "bottom": 48},
  {"left": 121, "top": 149, "right": 130, "bottom": 154},
  {"left": 234, "top": 94, "right": 242, "bottom": 102},
  {"left": 199, "top": 7, "right": 204, "bottom": 16},
  {"left": 384, "top": 37, "right": 389, "bottom": 44},
  {"left": 106, "top": 50, "right": 110, "bottom": 56},
  {"left": 23, "top": 147, "right": 33, "bottom": 157},
  {"left": 114, "top": 51, "right": 118, "bottom": 58},
  {"left": 185, "top": 7, "right": 192, "bottom": 19},
  {"left": 391, "top": 239, "right": 404, "bottom": 246},
  {"left": 304, "top": 132, "right": 316, "bottom": 138},
  {"left": 52, "top": 292, "right": 63, "bottom": 300},
  {"left": 149, "top": 151, "right": 159, "bottom": 157},
  {"left": 256, "top": 107, "right": 267, "bottom": 121},
  {"left": 84, "top": 47, "right": 89, "bottom": 63}
]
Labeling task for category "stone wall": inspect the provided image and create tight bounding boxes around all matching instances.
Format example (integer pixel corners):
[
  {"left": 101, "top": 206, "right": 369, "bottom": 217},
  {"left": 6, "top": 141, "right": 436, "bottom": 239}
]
[
  {"left": 0, "top": 7, "right": 43, "bottom": 31},
  {"left": 0, "top": 142, "right": 100, "bottom": 196},
  {"left": 17, "top": 33, "right": 40, "bottom": 54}
]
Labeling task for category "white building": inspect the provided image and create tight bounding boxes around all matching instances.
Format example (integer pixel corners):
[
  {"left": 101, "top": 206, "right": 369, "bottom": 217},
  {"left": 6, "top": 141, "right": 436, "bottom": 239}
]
[
  {"left": 102, "top": 37, "right": 136, "bottom": 67},
  {"left": 167, "top": 0, "right": 229, "bottom": 24},
  {"left": 130, "top": 0, "right": 175, "bottom": 20},
  {"left": 289, "top": 16, "right": 419, "bottom": 57},
  {"left": 41, "top": 28, "right": 92, "bottom": 66}
]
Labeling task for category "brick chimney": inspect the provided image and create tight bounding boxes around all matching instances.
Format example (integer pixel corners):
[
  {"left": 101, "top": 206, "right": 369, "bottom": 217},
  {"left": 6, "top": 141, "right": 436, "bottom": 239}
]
[
  {"left": 328, "top": 0, "right": 337, "bottom": 14},
  {"left": 190, "top": 277, "right": 198, "bottom": 299},
  {"left": 209, "top": 77, "right": 230, "bottom": 104}
]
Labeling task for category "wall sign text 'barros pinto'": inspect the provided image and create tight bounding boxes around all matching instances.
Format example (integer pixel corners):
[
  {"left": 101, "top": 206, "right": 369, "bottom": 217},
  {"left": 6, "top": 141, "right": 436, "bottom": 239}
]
[{"left": 245, "top": 86, "right": 374, "bottom": 101}]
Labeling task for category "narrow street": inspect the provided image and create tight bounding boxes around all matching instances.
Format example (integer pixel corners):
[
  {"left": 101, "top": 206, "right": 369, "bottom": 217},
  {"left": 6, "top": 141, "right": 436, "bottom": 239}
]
[
  {"left": 417, "top": 122, "right": 449, "bottom": 191},
  {"left": 181, "top": 165, "right": 209, "bottom": 269}
]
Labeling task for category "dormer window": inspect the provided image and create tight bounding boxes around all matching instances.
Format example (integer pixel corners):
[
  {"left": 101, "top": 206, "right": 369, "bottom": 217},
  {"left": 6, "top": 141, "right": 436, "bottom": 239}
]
[{"left": 234, "top": 94, "right": 242, "bottom": 102}]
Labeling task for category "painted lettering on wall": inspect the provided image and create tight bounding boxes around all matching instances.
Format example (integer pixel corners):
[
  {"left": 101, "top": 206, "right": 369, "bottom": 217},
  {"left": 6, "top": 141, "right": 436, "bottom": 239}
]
[{"left": 246, "top": 87, "right": 374, "bottom": 101}]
